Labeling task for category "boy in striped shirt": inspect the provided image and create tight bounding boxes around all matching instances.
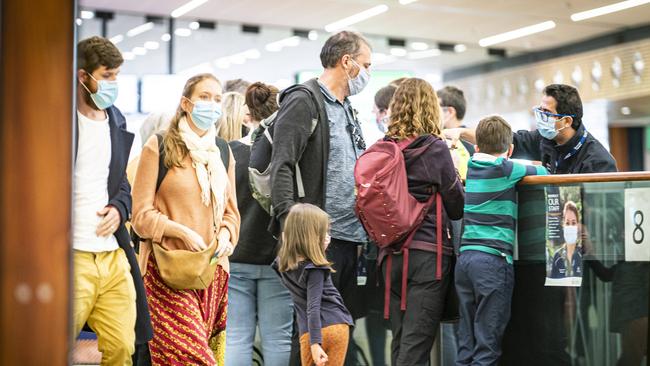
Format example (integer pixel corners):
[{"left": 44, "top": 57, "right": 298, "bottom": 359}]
[{"left": 455, "top": 116, "right": 548, "bottom": 366}]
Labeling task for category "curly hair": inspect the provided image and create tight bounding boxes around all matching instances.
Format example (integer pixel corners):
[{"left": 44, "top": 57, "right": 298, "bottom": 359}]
[{"left": 386, "top": 78, "right": 443, "bottom": 140}]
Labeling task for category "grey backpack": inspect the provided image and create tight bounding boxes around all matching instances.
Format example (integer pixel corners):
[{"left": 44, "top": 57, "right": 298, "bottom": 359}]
[{"left": 248, "top": 85, "right": 319, "bottom": 214}]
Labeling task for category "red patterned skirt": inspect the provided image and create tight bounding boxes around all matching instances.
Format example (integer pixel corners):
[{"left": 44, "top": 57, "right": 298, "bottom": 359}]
[{"left": 144, "top": 255, "right": 229, "bottom": 365}]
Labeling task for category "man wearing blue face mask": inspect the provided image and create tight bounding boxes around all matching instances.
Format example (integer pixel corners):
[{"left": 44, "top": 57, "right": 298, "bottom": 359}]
[
  {"left": 445, "top": 84, "right": 616, "bottom": 365},
  {"left": 270, "top": 30, "right": 372, "bottom": 364},
  {"left": 74, "top": 36, "right": 151, "bottom": 365},
  {"left": 445, "top": 84, "right": 616, "bottom": 174}
]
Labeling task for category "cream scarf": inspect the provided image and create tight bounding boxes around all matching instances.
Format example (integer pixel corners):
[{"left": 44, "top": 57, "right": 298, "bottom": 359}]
[{"left": 179, "top": 118, "right": 228, "bottom": 216}]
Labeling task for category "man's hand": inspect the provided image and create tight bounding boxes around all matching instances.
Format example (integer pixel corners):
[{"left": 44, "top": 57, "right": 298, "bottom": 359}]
[
  {"left": 96, "top": 206, "right": 121, "bottom": 237},
  {"left": 443, "top": 128, "right": 463, "bottom": 149}
]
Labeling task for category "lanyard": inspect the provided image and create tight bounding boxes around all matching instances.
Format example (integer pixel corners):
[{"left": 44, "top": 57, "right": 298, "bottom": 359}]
[{"left": 556, "top": 130, "right": 588, "bottom": 170}]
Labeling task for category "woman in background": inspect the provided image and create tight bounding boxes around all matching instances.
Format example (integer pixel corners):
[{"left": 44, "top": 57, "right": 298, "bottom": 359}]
[
  {"left": 217, "top": 91, "right": 247, "bottom": 142},
  {"left": 224, "top": 82, "right": 294, "bottom": 366}
]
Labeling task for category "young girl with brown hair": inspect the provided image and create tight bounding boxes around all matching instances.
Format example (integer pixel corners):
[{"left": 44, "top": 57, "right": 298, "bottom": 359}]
[{"left": 275, "top": 203, "right": 354, "bottom": 366}]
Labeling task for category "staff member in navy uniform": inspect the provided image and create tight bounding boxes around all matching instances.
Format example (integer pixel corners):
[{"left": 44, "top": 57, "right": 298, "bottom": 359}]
[
  {"left": 445, "top": 84, "right": 616, "bottom": 366},
  {"left": 445, "top": 84, "right": 616, "bottom": 174}
]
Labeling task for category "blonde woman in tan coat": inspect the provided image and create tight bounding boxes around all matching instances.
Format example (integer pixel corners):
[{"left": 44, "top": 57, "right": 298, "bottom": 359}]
[{"left": 132, "top": 73, "right": 240, "bottom": 365}]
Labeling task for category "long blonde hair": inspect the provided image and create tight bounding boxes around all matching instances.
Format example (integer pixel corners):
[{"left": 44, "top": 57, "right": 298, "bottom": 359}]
[
  {"left": 277, "top": 204, "right": 333, "bottom": 272},
  {"left": 163, "top": 73, "right": 221, "bottom": 168},
  {"left": 386, "top": 78, "right": 443, "bottom": 140},
  {"left": 217, "top": 92, "right": 246, "bottom": 142}
]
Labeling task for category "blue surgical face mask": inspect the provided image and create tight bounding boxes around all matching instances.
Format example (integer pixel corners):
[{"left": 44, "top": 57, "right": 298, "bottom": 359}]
[
  {"left": 346, "top": 59, "right": 370, "bottom": 96},
  {"left": 534, "top": 108, "right": 571, "bottom": 140},
  {"left": 82, "top": 72, "right": 119, "bottom": 110},
  {"left": 536, "top": 114, "right": 560, "bottom": 140},
  {"left": 187, "top": 98, "right": 222, "bottom": 130}
]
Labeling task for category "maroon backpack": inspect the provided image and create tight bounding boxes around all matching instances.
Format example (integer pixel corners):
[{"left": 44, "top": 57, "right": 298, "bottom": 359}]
[{"left": 354, "top": 137, "right": 443, "bottom": 318}]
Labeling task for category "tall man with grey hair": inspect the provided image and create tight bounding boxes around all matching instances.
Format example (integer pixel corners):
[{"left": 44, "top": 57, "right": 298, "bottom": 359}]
[{"left": 270, "top": 30, "right": 372, "bottom": 363}]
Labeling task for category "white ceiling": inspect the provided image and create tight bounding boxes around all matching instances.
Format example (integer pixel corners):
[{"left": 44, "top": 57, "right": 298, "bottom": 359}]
[
  {"left": 77, "top": 0, "right": 650, "bottom": 95},
  {"left": 81, "top": 0, "right": 650, "bottom": 52}
]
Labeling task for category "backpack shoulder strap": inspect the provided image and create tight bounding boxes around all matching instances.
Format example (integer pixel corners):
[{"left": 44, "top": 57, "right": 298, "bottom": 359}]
[
  {"left": 155, "top": 133, "right": 168, "bottom": 192},
  {"left": 302, "top": 79, "right": 327, "bottom": 135},
  {"left": 214, "top": 136, "right": 230, "bottom": 171}
]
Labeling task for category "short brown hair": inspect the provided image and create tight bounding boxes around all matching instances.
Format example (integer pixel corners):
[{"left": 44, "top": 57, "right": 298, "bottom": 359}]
[
  {"left": 77, "top": 36, "right": 123, "bottom": 73},
  {"left": 320, "top": 31, "right": 371, "bottom": 69},
  {"left": 245, "top": 82, "right": 279, "bottom": 122},
  {"left": 475, "top": 115, "right": 513, "bottom": 155}
]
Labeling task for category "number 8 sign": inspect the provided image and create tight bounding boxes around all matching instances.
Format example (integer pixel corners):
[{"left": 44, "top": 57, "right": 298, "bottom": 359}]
[{"left": 625, "top": 188, "right": 650, "bottom": 261}]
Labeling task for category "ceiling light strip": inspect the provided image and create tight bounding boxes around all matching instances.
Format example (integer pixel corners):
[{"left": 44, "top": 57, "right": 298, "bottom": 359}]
[{"left": 478, "top": 21, "right": 556, "bottom": 47}]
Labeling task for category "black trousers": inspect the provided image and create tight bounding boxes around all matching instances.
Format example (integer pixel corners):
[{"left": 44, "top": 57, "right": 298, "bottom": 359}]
[{"left": 382, "top": 250, "right": 451, "bottom": 366}]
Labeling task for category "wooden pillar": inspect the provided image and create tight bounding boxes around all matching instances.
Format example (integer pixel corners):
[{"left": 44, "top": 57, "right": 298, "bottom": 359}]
[
  {"left": 609, "top": 127, "right": 630, "bottom": 171},
  {"left": 0, "top": 0, "right": 74, "bottom": 364}
]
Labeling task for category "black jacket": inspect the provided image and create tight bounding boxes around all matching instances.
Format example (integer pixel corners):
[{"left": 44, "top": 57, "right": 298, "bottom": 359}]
[
  {"left": 512, "top": 124, "right": 617, "bottom": 174},
  {"left": 74, "top": 106, "right": 153, "bottom": 345},
  {"left": 270, "top": 78, "right": 329, "bottom": 233},
  {"left": 229, "top": 141, "right": 278, "bottom": 264}
]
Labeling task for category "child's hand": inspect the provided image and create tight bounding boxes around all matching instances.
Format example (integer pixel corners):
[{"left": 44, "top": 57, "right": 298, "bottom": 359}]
[{"left": 311, "top": 344, "right": 328, "bottom": 366}]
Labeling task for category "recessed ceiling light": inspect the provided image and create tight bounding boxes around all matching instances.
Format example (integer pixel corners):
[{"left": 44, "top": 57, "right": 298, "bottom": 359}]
[
  {"left": 244, "top": 49, "right": 261, "bottom": 59},
  {"left": 171, "top": 0, "right": 209, "bottom": 18},
  {"left": 189, "top": 21, "right": 200, "bottom": 30},
  {"left": 76, "top": 18, "right": 83, "bottom": 26},
  {"left": 161, "top": 33, "right": 171, "bottom": 42},
  {"left": 410, "top": 42, "right": 428, "bottom": 51},
  {"left": 174, "top": 28, "right": 192, "bottom": 37},
  {"left": 407, "top": 49, "right": 441, "bottom": 59},
  {"left": 80, "top": 11, "right": 94, "bottom": 19},
  {"left": 144, "top": 41, "right": 160, "bottom": 50},
  {"left": 132, "top": 47, "right": 147, "bottom": 56},
  {"left": 621, "top": 106, "right": 631, "bottom": 115},
  {"left": 454, "top": 44, "right": 467, "bottom": 53},
  {"left": 479, "top": 21, "right": 556, "bottom": 47},
  {"left": 265, "top": 36, "right": 300, "bottom": 52},
  {"left": 127, "top": 22, "right": 154, "bottom": 38},
  {"left": 390, "top": 47, "right": 408, "bottom": 57},
  {"left": 122, "top": 52, "right": 135, "bottom": 61},
  {"left": 308, "top": 30, "right": 318, "bottom": 41},
  {"left": 215, "top": 58, "right": 230, "bottom": 69},
  {"left": 571, "top": 0, "right": 650, "bottom": 22},
  {"left": 110, "top": 35, "right": 124, "bottom": 44},
  {"left": 324, "top": 5, "right": 389, "bottom": 33},
  {"left": 229, "top": 54, "right": 247, "bottom": 65}
]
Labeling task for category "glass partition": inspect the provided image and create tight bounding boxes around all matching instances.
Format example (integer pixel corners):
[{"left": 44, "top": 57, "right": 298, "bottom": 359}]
[{"left": 350, "top": 179, "right": 650, "bottom": 366}]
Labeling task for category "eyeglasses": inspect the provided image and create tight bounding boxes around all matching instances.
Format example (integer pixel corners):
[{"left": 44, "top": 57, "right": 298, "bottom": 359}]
[
  {"left": 533, "top": 107, "right": 575, "bottom": 123},
  {"left": 347, "top": 122, "right": 367, "bottom": 151}
]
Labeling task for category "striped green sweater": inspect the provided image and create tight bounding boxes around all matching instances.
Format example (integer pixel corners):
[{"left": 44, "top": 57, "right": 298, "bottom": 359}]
[{"left": 461, "top": 155, "right": 548, "bottom": 258}]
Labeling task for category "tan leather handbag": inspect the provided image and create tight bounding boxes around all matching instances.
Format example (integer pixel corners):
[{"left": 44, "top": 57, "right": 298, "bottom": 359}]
[
  {"left": 152, "top": 235, "right": 219, "bottom": 290},
  {"left": 152, "top": 198, "right": 221, "bottom": 290}
]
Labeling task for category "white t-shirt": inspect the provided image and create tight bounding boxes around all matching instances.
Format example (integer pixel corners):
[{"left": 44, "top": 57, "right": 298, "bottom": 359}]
[{"left": 73, "top": 111, "right": 119, "bottom": 252}]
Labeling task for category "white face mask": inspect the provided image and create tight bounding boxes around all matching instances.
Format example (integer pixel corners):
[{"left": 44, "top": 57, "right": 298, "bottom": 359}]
[
  {"left": 563, "top": 225, "right": 578, "bottom": 245},
  {"left": 346, "top": 59, "right": 370, "bottom": 96}
]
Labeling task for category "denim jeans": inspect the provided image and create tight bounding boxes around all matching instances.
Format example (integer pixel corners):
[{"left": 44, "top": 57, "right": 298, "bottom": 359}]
[{"left": 225, "top": 262, "right": 293, "bottom": 366}]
